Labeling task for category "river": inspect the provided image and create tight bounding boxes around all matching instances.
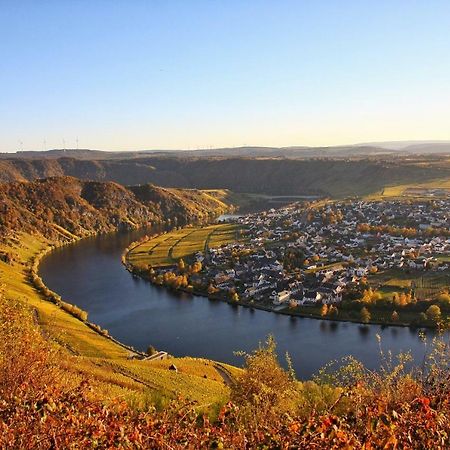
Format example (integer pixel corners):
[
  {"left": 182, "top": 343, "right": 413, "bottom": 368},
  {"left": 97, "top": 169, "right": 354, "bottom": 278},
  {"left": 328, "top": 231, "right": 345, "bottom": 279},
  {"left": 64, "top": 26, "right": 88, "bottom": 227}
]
[{"left": 39, "top": 227, "right": 438, "bottom": 379}]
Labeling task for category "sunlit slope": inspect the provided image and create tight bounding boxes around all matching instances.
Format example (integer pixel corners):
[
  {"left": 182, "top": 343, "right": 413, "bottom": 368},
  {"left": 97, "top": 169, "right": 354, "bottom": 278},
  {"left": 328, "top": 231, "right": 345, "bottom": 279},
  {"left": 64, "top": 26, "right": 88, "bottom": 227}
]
[
  {"left": 0, "top": 177, "right": 231, "bottom": 239},
  {"left": 127, "top": 223, "right": 240, "bottom": 269},
  {"left": 0, "top": 233, "right": 238, "bottom": 407},
  {"left": 366, "top": 177, "right": 450, "bottom": 199}
]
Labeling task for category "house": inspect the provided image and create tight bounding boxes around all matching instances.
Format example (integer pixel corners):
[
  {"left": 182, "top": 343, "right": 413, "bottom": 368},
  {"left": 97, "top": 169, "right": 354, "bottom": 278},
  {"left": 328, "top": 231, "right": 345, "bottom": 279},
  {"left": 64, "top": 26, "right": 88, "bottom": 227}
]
[{"left": 272, "top": 290, "right": 291, "bottom": 305}]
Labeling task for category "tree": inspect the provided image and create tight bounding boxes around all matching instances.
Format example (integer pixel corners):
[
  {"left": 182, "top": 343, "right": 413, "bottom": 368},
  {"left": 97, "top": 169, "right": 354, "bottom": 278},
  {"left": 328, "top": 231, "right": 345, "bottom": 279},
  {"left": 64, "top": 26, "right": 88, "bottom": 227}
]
[
  {"left": 320, "top": 304, "right": 328, "bottom": 317},
  {"left": 426, "top": 305, "right": 441, "bottom": 323},
  {"left": 362, "top": 288, "right": 381, "bottom": 304},
  {"left": 207, "top": 283, "right": 217, "bottom": 295},
  {"left": 146, "top": 345, "right": 157, "bottom": 356},
  {"left": 328, "top": 305, "right": 339, "bottom": 317},
  {"left": 177, "top": 258, "right": 185, "bottom": 272},
  {"left": 231, "top": 336, "right": 296, "bottom": 422},
  {"left": 231, "top": 292, "right": 239, "bottom": 302},
  {"left": 360, "top": 307, "right": 371, "bottom": 324},
  {"left": 395, "top": 292, "right": 409, "bottom": 307},
  {"left": 357, "top": 223, "right": 370, "bottom": 232},
  {"left": 437, "top": 292, "right": 450, "bottom": 304},
  {"left": 191, "top": 261, "right": 202, "bottom": 273},
  {"left": 391, "top": 311, "right": 399, "bottom": 322}
]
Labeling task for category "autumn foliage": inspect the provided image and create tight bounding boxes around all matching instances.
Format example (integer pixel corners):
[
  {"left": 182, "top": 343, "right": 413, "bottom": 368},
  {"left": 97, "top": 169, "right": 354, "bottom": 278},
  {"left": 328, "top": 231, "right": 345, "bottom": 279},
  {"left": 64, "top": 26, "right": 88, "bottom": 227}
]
[{"left": 1, "top": 291, "right": 450, "bottom": 448}]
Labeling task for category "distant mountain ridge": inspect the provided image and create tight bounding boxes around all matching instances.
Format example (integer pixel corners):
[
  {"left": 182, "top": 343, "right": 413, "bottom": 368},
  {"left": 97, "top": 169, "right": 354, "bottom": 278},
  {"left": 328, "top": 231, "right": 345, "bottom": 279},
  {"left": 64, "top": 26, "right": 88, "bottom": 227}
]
[
  {"left": 356, "top": 140, "right": 450, "bottom": 150},
  {"left": 1, "top": 140, "right": 450, "bottom": 159}
]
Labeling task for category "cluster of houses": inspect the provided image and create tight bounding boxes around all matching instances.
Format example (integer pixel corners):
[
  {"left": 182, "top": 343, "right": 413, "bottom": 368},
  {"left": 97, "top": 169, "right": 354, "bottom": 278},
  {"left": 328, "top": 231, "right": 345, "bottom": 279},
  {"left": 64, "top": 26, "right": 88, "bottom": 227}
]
[{"left": 166, "top": 199, "right": 450, "bottom": 309}]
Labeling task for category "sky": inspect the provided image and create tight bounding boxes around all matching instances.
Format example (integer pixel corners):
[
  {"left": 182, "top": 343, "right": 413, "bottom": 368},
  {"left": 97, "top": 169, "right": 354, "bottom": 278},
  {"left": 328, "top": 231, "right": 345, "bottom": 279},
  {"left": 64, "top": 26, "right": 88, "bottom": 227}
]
[{"left": 1, "top": 0, "right": 450, "bottom": 152}]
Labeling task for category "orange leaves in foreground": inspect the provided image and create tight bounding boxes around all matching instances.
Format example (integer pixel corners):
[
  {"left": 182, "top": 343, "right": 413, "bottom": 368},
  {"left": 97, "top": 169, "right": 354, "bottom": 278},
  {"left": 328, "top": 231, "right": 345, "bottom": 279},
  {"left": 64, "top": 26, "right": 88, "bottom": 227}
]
[{"left": 1, "top": 293, "right": 449, "bottom": 448}]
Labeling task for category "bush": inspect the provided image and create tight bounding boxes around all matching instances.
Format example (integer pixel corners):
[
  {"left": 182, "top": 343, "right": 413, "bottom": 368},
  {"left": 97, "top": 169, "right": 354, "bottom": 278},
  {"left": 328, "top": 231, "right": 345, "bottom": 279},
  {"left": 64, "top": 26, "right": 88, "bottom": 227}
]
[
  {"left": 61, "top": 301, "right": 88, "bottom": 322},
  {"left": 0, "top": 296, "right": 59, "bottom": 401},
  {"left": 426, "top": 304, "right": 441, "bottom": 323},
  {"left": 231, "top": 335, "right": 298, "bottom": 423}
]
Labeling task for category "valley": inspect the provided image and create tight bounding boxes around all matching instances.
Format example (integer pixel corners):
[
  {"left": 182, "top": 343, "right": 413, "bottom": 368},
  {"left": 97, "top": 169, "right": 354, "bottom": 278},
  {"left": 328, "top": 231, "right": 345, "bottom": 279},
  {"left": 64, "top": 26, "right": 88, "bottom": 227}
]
[
  {"left": 1, "top": 154, "right": 450, "bottom": 198},
  {"left": 1, "top": 163, "right": 449, "bottom": 447}
]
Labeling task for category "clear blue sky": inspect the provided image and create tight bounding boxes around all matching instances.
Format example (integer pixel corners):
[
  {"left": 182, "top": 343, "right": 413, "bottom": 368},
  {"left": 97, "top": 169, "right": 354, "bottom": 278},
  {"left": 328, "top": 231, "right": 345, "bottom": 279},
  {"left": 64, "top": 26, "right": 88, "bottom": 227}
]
[{"left": 1, "top": 0, "right": 450, "bottom": 152}]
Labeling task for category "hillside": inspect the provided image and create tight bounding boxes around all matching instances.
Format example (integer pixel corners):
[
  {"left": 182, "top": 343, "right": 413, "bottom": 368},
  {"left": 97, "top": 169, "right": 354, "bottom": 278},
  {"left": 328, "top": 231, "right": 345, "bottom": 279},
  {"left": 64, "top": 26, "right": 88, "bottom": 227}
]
[
  {"left": 0, "top": 177, "right": 238, "bottom": 420},
  {"left": 0, "top": 177, "right": 230, "bottom": 240},
  {"left": 1, "top": 156, "right": 449, "bottom": 197},
  {"left": 1, "top": 177, "right": 449, "bottom": 448},
  {"left": 2, "top": 140, "right": 450, "bottom": 160}
]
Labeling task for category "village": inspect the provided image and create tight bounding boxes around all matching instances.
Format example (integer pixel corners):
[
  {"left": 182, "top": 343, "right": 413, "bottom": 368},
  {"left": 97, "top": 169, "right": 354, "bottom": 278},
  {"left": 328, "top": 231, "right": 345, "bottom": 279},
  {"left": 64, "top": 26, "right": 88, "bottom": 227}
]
[{"left": 148, "top": 198, "right": 450, "bottom": 326}]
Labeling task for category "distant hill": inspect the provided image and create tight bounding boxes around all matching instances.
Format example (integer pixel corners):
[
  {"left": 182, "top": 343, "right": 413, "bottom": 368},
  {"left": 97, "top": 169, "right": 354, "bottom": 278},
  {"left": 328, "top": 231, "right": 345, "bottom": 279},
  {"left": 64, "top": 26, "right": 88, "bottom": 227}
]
[
  {"left": 402, "top": 142, "right": 450, "bottom": 154},
  {"left": 2, "top": 140, "right": 450, "bottom": 160},
  {"left": 1, "top": 156, "right": 449, "bottom": 198},
  {"left": 0, "top": 148, "right": 158, "bottom": 160},
  {"left": 356, "top": 140, "right": 450, "bottom": 151},
  {"left": 0, "top": 145, "right": 398, "bottom": 160},
  {"left": 0, "top": 177, "right": 230, "bottom": 239}
]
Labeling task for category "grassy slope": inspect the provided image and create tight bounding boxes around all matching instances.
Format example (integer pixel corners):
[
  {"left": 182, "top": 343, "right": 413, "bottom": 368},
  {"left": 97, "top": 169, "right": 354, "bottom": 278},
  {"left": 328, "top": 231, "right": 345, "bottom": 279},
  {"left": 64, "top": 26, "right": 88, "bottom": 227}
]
[
  {"left": 365, "top": 166, "right": 450, "bottom": 200},
  {"left": 0, "top": 232, "right": 239, "bottom": 408},
  {"left": 127, "top": 223, "right": 240, "bottom": 269}
]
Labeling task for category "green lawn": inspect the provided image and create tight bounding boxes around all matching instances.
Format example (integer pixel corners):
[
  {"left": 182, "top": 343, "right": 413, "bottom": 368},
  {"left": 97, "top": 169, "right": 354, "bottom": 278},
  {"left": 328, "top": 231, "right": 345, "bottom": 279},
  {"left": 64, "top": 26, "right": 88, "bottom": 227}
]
[{"left": 128, "top": 223, "right": 241, "bottom": 268}]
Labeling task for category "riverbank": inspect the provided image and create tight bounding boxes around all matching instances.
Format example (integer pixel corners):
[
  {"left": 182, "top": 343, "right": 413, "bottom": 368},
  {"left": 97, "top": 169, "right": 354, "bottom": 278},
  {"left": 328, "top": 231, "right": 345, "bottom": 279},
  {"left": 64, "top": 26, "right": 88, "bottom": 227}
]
[
  {"left": 40, "top": 221, "right": 442, "bottom": 380},
  {"left": 127, "top": 266, "right": 439, "bottom": 330},
  {"left": 125, "top": 226, "right": 443, "bottom": 330},
  {"left": 30, "top": 237, "right": 149, "bottom": 358},
  {"left": 0, "top": 230, "right": 239, "bottom": 407}
]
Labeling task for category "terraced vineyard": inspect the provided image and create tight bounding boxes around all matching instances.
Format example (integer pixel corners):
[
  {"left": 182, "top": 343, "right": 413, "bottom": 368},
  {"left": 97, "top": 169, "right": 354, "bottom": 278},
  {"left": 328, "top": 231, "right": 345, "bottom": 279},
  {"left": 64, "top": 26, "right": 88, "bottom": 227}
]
[
  {"left": 0, "top": 232, "right": 239, "bottom": 409},
  {"left": 127, "top": 223, "right": 241, "bottom": 269},
  {"left": 369, "top": 268, "right": 450, "bottom": 301}
]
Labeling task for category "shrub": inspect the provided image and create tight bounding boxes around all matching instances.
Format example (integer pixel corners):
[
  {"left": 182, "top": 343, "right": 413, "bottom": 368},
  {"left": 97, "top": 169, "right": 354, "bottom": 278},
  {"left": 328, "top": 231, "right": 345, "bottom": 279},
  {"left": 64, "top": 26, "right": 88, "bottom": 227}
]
[
  {"left": 426, "top": 304, "right": 441, "bottom": 323},
  {"left": 231, "top": 335, "right": 297, "bottom": 423},
  {"left": 61, "top": 301, "right": 88, "bottom": 322},
  {"left": 360, "top": 306, "right": 371, "bottom": 323}
]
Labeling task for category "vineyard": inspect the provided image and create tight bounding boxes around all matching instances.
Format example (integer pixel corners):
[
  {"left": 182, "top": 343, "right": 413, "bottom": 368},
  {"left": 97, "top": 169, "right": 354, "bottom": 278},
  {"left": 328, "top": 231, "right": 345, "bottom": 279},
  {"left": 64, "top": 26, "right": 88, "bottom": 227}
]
[
  {"left": 413, "top": 274, "right": 450, "bottom": 300},
  {"left": 127, "top": 223, "right": 241, "bottom": 269}
]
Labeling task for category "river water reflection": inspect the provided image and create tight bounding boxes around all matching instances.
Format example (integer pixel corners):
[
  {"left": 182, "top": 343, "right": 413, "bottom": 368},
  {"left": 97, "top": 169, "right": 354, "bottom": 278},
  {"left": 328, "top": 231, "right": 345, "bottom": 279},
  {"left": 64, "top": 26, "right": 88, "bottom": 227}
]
[{"left": 39, "top": 228, "right": 439, "bottom": 379}]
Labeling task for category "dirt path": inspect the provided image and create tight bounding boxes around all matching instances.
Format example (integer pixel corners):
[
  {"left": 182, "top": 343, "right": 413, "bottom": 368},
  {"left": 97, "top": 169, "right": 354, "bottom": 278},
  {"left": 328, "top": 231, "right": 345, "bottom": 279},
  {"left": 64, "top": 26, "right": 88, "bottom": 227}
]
[{"left": 213, "top": 363, "right": 234, "bottom": 387}]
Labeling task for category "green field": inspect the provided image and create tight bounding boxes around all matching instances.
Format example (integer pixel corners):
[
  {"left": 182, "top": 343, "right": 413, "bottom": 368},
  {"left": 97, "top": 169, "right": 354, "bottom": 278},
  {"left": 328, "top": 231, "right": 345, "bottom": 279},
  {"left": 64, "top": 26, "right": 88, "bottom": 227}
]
[
  {"left": 369, "top": 268, "right": 450, "bottom": 301},
  {"left": 127, "top": 223, "right": 241, "bottom": 269}
]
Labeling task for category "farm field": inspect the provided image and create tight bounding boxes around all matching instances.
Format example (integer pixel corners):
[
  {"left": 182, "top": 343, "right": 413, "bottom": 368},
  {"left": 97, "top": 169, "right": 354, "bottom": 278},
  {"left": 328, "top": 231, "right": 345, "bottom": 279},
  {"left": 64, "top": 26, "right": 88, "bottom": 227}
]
[
  {"left": 127, "top": 223, "right": 241, "bottom": 269},
  {"left": 366, "top": 177, "right": 450, "bottom": 200},
  {"left": 369, "top": 268, "right": 450, "bottom": 301}
]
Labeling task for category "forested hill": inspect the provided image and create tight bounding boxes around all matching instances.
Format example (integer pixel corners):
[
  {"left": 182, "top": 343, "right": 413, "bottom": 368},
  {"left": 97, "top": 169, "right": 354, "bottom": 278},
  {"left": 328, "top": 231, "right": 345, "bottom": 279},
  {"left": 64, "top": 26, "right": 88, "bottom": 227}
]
[
  {"left": 0, "top": 156, "right": 448, "bottom": 197},
  {"left": 0, "top": 177, "right": 229, "bottom": 240}
]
